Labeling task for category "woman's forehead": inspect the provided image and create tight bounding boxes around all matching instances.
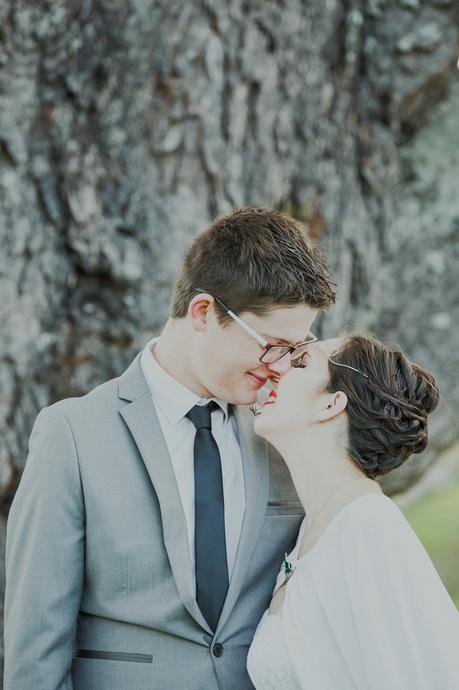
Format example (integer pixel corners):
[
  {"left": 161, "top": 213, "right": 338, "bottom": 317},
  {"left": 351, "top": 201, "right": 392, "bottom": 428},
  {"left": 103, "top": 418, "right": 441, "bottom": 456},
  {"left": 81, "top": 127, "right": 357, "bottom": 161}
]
[{"left": 319, "top": 336, "right": 345, "bottom": 356}]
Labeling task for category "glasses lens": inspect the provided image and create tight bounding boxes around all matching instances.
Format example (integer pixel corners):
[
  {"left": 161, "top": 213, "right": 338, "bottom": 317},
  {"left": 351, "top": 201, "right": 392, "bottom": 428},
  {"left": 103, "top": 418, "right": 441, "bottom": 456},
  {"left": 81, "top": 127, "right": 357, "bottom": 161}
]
[
  {"left": 291, "top": 341, "right": 315, "bottom": 363},
  {"left": 260, "top": 346, "right": 291, "bottom": 364}
]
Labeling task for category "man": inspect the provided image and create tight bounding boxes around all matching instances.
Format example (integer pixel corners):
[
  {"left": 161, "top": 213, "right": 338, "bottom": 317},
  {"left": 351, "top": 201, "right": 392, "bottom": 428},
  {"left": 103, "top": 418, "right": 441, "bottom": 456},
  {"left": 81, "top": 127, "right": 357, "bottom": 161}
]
[{"left": 4, "top": 207, "right": 336, "bottom": 690}]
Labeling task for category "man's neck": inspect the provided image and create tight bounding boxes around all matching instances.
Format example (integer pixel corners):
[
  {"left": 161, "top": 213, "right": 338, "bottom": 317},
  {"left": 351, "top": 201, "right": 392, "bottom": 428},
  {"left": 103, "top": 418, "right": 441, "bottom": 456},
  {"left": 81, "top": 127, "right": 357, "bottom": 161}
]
[{"left": 153, "top": 321, "right": 212, "bottom": 399}]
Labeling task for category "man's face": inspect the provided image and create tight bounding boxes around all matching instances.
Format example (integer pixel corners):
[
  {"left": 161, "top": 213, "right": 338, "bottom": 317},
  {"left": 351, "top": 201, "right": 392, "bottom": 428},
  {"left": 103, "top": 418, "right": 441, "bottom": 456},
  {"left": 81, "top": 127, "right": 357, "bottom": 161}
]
[{"left": 189, "top": 299, "right": 318, "bottom": 405}]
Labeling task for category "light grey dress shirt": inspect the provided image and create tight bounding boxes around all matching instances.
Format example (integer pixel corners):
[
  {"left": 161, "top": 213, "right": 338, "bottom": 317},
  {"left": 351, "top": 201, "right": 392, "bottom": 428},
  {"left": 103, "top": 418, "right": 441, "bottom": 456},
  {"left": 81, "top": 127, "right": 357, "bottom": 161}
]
[{"left": 140, "top": 338, "right": 246, "bottom": 590}]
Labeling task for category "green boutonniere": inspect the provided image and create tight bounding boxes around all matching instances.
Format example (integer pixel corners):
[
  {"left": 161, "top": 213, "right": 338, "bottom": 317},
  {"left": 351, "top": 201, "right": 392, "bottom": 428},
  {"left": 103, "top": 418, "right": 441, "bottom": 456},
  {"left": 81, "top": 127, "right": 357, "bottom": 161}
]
[{"left": 283, "top": 553, "right": 294, "bottom": 579}]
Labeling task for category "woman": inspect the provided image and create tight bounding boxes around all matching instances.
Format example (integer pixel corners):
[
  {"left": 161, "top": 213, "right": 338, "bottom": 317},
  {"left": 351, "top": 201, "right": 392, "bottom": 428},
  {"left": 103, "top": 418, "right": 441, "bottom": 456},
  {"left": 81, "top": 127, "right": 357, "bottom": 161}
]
[{"left": 247, "top": 333, "right": 459, "bottom": 689}]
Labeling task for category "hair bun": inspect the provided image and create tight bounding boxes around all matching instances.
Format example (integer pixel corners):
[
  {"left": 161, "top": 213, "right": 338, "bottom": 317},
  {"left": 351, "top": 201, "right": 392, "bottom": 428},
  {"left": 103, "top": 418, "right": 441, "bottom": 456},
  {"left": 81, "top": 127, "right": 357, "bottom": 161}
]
[
  {"left": 411, "top": 424, "right": 428, "bottom": 455},
  {"left": 412, "top": 365, "right": 440, "bottom": 416},
  {"left": 326, "top": 333, "right": 440, "bottom": 478}
]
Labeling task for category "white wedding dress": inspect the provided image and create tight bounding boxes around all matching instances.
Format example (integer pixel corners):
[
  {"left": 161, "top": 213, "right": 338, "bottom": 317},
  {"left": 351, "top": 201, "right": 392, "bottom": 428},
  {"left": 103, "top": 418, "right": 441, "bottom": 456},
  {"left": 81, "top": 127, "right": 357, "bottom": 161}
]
[{"left": 247, "top": 494, "right": 459, "bottom": 689}]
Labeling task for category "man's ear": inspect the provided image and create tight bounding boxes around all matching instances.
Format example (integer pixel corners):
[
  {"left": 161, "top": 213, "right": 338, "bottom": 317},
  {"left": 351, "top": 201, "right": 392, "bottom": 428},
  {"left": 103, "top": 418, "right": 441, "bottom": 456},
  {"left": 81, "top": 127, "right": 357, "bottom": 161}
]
[
  {"left": 314, "top": 391, "right": 348, "bottom": 423},
  {"left": 188, "top": 294, "right": 214, "bottom": 333}
]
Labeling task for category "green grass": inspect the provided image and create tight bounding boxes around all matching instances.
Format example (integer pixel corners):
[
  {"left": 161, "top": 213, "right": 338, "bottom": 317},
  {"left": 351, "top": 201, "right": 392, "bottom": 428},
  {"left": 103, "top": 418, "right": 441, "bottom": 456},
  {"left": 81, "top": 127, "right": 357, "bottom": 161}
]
[{"left": 402, "top": 479, "right": 459, "bottom": 608}]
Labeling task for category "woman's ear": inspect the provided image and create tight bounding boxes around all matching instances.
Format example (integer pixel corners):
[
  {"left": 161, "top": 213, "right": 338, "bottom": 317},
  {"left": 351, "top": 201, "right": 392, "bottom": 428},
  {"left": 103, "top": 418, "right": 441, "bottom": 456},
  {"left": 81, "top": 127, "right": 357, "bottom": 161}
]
[
  {"left": 314, "top": 391, "right": 348, "bottom": 423},
  {"left": 188, "top": 294, "right": 213, "bottom": 333}
]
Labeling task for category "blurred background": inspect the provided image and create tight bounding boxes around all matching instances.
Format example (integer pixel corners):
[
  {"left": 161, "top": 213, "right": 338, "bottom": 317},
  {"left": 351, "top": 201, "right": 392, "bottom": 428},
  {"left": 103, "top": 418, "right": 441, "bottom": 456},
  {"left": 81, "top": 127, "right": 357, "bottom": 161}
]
[{"left": 1, "top": 0, "right": 459, "bottom": 677}]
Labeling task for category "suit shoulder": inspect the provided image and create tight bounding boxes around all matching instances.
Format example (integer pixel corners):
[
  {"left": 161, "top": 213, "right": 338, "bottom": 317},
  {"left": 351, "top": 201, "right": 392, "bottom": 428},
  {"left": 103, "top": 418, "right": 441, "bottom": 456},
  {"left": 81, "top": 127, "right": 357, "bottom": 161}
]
[{"left": 49, "top": 375, "right": 120, "bottom": 417}]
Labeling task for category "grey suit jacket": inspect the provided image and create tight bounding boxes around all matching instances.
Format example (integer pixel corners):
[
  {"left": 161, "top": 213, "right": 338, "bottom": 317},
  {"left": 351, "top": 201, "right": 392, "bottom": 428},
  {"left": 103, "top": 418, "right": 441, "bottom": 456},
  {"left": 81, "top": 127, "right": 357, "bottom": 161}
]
[{"left": 4, "top": 353, "right": 304, "bottom": 690}]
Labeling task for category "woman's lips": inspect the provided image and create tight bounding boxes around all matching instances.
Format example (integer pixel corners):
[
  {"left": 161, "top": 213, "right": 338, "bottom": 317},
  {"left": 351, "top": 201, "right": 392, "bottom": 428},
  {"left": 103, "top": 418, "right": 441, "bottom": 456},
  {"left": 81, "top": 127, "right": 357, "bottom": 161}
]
[{"left": 263, "top": 389, "right": 277, "bottom": 406}]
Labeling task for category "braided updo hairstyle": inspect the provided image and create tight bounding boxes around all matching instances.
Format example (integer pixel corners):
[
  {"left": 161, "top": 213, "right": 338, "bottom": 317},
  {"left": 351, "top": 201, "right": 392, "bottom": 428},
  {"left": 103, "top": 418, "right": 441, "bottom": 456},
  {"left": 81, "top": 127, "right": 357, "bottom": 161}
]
[{"left": 326, "top": 334, "right": 439, "bottom": 478}]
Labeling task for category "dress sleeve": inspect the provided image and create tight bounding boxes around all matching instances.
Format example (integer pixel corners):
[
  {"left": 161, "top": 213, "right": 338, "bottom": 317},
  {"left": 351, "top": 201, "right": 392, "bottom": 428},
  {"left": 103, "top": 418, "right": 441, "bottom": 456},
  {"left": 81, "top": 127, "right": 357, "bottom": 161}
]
[{"left": 282, "top": 495, "right": 459, "bottom": 690}]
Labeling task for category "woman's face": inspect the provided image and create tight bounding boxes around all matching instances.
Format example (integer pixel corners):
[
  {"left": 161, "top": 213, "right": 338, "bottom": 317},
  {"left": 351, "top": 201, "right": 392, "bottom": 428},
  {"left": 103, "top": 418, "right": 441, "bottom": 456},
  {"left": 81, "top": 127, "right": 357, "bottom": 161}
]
[{"left": 254, "top": 337, "right": 346, "bottom": 437}]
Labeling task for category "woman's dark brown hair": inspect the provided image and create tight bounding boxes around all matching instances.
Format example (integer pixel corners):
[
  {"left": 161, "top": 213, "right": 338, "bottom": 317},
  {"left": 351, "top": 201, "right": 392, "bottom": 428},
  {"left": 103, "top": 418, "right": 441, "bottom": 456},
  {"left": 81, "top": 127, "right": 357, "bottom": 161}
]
[
  {"left": 326, "top": 334, "right": 440, "bottom": 478},
  {"left": 170, "top": 207, "right": 336, "bottom": 324}
]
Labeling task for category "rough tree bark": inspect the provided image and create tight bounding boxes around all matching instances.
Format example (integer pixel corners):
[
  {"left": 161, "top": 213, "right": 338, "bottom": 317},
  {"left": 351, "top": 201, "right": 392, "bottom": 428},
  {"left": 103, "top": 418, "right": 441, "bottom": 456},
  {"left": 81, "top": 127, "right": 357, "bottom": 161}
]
[{"left": 1, "top": 0, "right": 459, "bottom": 668}]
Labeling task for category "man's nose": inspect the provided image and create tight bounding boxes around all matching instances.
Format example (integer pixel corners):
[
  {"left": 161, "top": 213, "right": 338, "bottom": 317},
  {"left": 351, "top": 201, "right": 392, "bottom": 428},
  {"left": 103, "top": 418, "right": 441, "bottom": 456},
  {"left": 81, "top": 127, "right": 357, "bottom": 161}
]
[{"left": 266, "top": 353, "right": 292, "bottom": 377}]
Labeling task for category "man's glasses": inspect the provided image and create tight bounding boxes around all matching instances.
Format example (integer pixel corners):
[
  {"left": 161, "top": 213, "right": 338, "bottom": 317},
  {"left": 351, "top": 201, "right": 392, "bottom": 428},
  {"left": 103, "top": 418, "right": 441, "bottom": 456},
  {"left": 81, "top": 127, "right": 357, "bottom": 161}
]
[{"left": 193, "top": 288, "right": 318, "bottom": 365}]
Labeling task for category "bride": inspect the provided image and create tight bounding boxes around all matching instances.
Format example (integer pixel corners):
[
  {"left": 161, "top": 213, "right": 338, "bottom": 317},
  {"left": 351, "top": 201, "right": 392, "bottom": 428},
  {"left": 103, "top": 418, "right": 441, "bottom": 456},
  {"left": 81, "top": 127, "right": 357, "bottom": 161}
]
[{"left": 247, "top": 333, "right": 459, "bottom": 689}]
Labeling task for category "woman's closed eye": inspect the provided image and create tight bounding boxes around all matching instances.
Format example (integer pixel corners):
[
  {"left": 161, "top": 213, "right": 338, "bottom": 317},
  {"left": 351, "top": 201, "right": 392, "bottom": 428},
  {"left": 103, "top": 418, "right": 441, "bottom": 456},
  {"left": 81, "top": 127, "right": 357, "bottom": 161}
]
[{"left": 296, "top": 351, "right": 311, "bottom": 368}]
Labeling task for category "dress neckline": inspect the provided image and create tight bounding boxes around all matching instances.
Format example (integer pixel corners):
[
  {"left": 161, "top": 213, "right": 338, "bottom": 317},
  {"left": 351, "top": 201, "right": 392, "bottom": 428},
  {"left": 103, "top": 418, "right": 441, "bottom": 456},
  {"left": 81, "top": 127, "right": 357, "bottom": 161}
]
[{"left": 268, "top": 493, "right": 391, "bottom": 620}]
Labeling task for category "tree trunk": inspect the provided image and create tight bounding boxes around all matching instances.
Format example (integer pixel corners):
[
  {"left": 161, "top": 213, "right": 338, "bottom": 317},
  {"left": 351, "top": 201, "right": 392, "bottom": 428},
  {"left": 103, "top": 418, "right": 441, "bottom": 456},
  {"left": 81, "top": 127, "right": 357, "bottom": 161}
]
[{"left": 1, "top": 0, "right": 459, "bottom": 667}]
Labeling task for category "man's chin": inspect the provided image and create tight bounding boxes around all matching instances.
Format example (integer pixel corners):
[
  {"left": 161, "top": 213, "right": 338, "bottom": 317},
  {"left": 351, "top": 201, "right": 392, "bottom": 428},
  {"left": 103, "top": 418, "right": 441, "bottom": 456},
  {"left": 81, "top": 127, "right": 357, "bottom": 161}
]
[{"left": 228, "top": 389, "right": 259, "bottom": 407}]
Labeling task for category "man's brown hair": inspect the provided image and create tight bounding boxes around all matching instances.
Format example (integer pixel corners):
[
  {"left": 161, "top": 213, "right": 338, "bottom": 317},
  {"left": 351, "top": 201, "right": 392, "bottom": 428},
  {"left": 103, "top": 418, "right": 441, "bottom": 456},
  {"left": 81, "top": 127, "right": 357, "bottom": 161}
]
[{"left": 170, "top": 207, "right": 336, "bottom": 324}]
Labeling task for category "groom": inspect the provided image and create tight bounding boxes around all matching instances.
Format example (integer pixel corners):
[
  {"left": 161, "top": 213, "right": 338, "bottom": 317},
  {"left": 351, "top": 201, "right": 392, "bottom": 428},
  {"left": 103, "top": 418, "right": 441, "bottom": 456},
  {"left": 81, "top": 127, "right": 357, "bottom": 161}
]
[{"left": 4, "top": 207, "right": 335, "bottom": 690}]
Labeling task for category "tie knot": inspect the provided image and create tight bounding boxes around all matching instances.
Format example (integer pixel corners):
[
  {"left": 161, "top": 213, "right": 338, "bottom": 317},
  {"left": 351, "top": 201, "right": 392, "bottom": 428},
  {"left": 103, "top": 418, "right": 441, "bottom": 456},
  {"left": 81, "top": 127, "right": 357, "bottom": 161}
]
[{"left": 186, "top": 402, "right": 218, "bottom": 430}]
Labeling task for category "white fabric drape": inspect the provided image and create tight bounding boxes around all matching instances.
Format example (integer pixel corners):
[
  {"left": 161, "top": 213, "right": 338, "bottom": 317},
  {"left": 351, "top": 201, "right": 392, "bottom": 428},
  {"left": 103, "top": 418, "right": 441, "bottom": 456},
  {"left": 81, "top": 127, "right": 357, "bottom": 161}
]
[{"left": 279, "top": 494, "right": 459, "bottom": 689}]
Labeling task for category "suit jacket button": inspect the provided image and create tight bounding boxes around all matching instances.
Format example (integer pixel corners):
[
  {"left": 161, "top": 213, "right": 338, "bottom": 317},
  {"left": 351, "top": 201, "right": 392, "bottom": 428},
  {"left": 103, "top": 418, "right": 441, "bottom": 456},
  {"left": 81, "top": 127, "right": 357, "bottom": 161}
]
[{"left": 213, "top": 643, "right": 224, "bottom": 657}]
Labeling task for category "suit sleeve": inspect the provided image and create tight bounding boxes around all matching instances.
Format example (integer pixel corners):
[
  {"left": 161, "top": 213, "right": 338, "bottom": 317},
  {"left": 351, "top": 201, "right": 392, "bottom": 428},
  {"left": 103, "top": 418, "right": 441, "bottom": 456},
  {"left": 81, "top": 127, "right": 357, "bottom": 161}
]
[{"left": 4, "top": 406, "right": 85, "bottom": 690}]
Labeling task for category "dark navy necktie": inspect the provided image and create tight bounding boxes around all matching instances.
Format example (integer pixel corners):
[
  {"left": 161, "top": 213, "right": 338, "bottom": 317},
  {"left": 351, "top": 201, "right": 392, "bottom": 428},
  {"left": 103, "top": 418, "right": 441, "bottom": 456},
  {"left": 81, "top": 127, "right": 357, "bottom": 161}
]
[{"left": 186, "top": 402, "right": 229, "bottom": 631}]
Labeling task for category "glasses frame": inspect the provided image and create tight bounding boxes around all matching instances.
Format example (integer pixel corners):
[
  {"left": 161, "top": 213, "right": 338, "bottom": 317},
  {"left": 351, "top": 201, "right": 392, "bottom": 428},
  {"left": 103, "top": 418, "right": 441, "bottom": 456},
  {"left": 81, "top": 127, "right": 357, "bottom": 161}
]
[{"left": 193, "top": 288, "right": 318, "bottom": 365}]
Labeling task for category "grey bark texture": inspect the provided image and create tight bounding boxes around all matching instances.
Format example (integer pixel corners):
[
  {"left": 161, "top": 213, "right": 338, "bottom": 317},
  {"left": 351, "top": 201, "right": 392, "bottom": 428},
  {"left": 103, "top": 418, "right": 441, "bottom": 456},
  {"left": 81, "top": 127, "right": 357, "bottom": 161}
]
[{"left": 1, "top": 0, "right": 459, "bottom": 669}]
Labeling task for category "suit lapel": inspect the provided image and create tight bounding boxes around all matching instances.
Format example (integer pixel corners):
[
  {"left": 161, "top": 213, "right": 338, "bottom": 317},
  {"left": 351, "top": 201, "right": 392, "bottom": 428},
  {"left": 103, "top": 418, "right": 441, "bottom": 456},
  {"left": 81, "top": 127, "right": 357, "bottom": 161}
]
[
  {"left": 118, "top": 354, "right": 212, "bottom": 634},
  {"left": 118, "top": 355, "right": 270, "bottom": 637},
  {"left": 215, "top": 404, "right": 269, "bottom": 637}
]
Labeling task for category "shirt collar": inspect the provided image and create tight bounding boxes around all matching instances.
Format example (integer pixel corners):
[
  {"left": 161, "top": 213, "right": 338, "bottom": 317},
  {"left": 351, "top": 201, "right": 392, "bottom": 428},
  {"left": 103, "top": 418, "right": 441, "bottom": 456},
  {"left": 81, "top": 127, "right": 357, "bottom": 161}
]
[{"left": 140, "top": 337, "right": 229, "bottom": 427}]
